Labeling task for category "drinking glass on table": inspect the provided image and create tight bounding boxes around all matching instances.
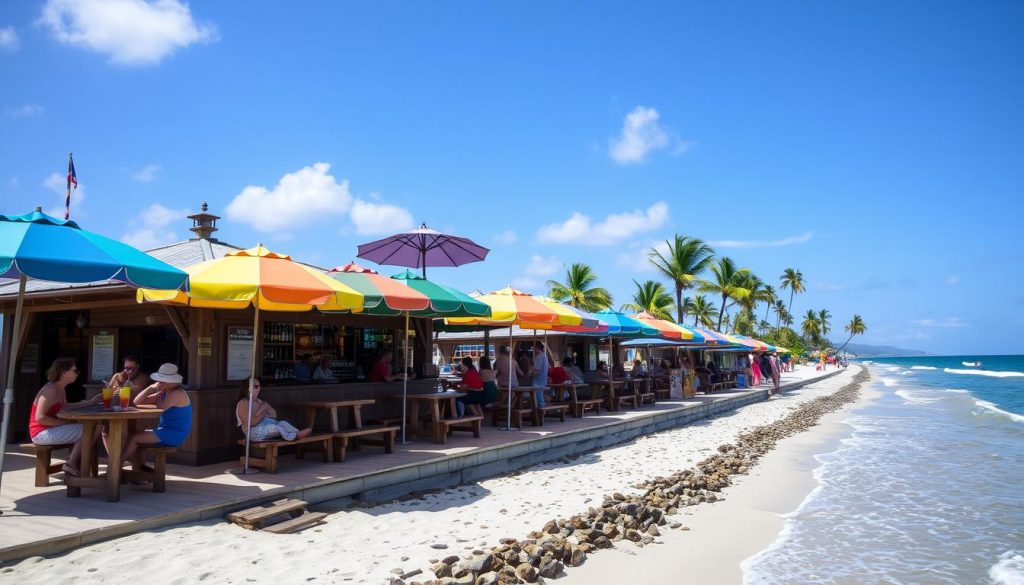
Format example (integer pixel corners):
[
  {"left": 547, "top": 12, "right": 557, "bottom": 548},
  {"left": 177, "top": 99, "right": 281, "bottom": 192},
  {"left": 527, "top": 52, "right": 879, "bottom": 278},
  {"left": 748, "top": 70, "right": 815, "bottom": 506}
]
[
  {"left": 119, "top": 385, "right": 132, "bottom": 408},
  {"left": 101, "top": 386, "right": 113, "bottom": 409}
]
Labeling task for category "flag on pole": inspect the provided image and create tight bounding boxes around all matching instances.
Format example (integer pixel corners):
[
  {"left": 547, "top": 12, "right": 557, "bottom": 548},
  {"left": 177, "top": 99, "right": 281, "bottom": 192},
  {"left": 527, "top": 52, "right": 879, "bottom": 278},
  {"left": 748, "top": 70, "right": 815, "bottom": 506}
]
[{"left": 65, "top": 153, "right": 77, "bottom": 220}]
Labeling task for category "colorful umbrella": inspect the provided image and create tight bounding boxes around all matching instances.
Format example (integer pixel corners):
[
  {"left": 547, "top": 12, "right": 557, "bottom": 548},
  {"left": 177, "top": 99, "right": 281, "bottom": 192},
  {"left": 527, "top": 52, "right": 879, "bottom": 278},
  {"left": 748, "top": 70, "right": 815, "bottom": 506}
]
[
  {"left": 357, "top": 223, "right": 489, "bottom": 278},
  {"left": 328, "top": 263, "right": 431, "bottom": 314},
  {"left": 443, "top": 287, "right": 588, "bottom": 430},
  {"left": 389, "top": 270, "right": 491, "bottom": 317},
  {"left": 0, "top": 209, "right": 189, "bottom": 500},
  {"left": 138, "top": 245, "right": 363, "bottom": 472},
  {"left": 631, "top": 312, "right": 704, "bottom": 342}
]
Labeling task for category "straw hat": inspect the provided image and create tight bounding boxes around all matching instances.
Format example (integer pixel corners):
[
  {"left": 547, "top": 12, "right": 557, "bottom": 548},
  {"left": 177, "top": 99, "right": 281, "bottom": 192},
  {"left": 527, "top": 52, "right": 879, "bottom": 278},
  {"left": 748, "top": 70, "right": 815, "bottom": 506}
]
[{"left": 151, "top": 363, "right": 183, "bottom": 384}]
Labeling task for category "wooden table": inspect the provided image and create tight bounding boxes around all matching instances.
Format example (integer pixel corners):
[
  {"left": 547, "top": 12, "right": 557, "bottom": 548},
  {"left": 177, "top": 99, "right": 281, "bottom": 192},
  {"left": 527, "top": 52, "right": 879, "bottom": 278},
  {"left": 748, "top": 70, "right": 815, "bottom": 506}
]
[
  {"left": 298, "top": 399, "right": 375, "bottom": 432},
  {"left": 547, "top": 382, "right": 598, "bottom": 417},
  {"left": 59, "top": 406, "right": 162, "bottom": 502},
  {"left": 588, "top": 380, "right": 628, "bottom": 411},
  {"left": 402, "top": 392, "right": 466, "bottom": 443}
]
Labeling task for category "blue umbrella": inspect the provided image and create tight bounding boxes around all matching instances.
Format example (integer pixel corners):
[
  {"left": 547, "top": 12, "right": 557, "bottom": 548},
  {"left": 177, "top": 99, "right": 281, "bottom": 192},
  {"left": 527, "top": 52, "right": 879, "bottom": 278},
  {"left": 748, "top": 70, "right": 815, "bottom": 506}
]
[{"left": 0, "top": 209, "right": 189, "bottom": 506}]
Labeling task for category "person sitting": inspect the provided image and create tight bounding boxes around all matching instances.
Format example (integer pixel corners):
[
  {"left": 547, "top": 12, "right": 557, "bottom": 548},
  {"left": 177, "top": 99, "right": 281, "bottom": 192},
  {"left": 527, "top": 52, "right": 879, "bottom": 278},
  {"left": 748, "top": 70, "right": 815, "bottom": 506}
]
[
  {"left": 369, "top": 351, "right": 403, "bottom": 382},
  {"left": 107, "top": 354, "right": 150, "bottom": 398},
  {"left": 454, "top": 356, "right": 486, "bottom": 417},
  {"left": 29, "top": 358, "right": 103, "bottom": 477},
  {"left": 312, "top": 355, "right": 336, "bottom": 381},
  {"left": 292, "top": 353, "right": 315, "bottom": 381},
  {"left": 548, "top": 360, "right": 569, "bottom": 385},
  {"left": 706, "top": 359, "right": 720, "bottom": 383},
  {"left": 460, "top": 356, "right": 499, "bottom": 415},
  {"left": 516, "top": 351, "right": 533, "bottom": 386},
  {"left": 119, "top": 363, "right": 192, "bottom": 468},
  {"left": 565, "top": 358, "right": 585, "bottom": 384},
  {"left": 495, "top": 346, "right": 525, "bottom": 389},
  {"left": 631, "top": 359, "right": 646, "bottom": 377},
  {"left": 236, "top": 377, "right": 311, "bottom": 441}
]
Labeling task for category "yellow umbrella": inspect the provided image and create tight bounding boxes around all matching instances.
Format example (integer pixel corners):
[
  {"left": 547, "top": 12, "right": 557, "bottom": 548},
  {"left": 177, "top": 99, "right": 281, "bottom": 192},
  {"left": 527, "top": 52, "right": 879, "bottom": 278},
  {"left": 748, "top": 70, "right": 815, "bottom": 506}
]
[{"left": 138, "top": 245, "right": 363, "bottom": 473}]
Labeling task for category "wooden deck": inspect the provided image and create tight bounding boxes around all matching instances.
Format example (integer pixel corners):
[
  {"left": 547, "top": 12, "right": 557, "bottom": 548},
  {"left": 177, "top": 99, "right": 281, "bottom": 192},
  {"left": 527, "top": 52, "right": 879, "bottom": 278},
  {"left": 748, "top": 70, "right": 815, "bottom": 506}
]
[{"left": 0, "top": 370, "right": 835, "bottom": 563}]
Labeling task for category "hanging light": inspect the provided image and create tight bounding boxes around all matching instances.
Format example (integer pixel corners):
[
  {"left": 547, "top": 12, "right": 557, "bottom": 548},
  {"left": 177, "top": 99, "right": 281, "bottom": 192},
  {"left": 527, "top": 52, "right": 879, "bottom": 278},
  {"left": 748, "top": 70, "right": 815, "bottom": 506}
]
[{"left": 75, "top": 312, "right": 88, "bottom": 329}]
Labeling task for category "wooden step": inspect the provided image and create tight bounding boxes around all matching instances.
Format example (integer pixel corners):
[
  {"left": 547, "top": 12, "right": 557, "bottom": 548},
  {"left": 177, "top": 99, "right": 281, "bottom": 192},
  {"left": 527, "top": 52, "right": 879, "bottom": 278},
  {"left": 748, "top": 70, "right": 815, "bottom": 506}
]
[
  {"left": 262, "top": 512, "right": 327, "bottom": 534},
  {"left": 226, "top": 498, "right": 306, "bottom": 529}
]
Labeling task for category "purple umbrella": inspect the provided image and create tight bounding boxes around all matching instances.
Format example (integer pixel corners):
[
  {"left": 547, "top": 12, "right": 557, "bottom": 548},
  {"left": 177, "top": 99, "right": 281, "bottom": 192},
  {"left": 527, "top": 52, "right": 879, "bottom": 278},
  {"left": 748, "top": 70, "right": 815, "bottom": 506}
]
[{"left": 356, "top": 223, "right": 489, "bottom": 277}]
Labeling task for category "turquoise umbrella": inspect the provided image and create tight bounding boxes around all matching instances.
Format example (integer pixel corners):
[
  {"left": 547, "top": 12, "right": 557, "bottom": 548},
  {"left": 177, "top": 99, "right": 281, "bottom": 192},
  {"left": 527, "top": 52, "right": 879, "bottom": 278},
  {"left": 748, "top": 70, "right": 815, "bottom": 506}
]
[{"left": 0, "top": 209, "right": 189, "bottom": 506}]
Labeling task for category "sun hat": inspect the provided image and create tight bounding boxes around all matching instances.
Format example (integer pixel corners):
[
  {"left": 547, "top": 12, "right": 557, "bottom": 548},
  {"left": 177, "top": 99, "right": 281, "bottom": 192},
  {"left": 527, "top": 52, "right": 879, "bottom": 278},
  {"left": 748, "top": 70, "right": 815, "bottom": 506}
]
[{"left": 151, "top": 363, "right": 183, "bottom": 384}]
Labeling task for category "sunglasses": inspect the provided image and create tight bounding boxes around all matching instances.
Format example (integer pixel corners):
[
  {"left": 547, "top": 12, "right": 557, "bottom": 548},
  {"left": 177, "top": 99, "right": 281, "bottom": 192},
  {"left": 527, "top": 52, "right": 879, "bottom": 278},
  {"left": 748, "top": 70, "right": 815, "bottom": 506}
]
[{"left": 70, "top": 367, "right": 79, "bottom": 373}]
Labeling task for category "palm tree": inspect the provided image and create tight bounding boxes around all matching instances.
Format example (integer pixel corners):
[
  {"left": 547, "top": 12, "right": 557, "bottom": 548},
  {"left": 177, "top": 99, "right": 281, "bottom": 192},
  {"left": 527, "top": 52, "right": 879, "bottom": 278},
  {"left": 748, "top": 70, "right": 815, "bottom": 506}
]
[
  {"left": 801, "top": 309, "right": 821, "bottom": 343},
  {"left": 678, "top": 296, "right": 696, "bottom": 323},
  {"left": 836, "top": 314, "right": 867, "bottom": 353},
  {"left": 648, "top": 235, "right": 715, "bottom": 324},
  {"left": 779, "top": 268, "right": 805, "bottom": 329},
  {"left": 691, "top": 295, "right": 717, "bottom": 328},
  {"left": 762, "top": 285, "right": 778, "bottom": 323},
  {"left": 698, "top": 257, "right": 751, "bottom": 330},
  {"left": 546, "top": 263, "right": 612, "bottom": 312},
  {"left": 818, "top": 309, "right": 832, "bottom": 340},
  {"left": 619, "top": 279, "right": 674, "bottom": 321}
]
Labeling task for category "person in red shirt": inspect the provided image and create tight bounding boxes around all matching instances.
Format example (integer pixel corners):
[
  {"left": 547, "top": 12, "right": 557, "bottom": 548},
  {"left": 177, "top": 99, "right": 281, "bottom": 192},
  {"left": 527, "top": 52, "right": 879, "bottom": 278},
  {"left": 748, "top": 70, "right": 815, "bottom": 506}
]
[
  {"left": 454, "top": 357, "right": 486, "bottom": 416},
  {"left": 368, "top": 351, "right": 402, "bottom": 382},
  {"left": 548, "top": 360, "right": 569, "bottom": 385}
]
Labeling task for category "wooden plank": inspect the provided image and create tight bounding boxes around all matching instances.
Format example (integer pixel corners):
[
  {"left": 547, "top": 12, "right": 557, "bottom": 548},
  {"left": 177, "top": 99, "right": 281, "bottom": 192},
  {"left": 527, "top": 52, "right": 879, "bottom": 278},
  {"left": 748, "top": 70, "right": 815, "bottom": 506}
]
[
  {"left": 262, "top": 512, "right": 327, "bottom": 534},
  {"left": 226, "top": 499, "right": 307, "bottom": 527}
]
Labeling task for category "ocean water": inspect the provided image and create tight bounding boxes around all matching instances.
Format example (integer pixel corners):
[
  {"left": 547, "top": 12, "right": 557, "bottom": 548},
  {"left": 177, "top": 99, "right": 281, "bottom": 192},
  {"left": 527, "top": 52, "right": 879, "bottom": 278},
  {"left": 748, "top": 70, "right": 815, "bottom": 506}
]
[{"left": 742, "top": 356, "right": 1024, "bottom": 585}]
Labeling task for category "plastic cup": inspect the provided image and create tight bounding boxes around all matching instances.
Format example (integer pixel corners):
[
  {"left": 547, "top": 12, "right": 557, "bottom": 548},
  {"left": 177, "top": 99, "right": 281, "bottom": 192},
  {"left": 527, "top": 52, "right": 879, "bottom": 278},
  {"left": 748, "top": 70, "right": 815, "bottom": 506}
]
[
  {"left": 101, "top": 386, "right": 113, "bottom": 409},
  {"left": 119, "top": 386, "right": 131, "bottom": 408}
]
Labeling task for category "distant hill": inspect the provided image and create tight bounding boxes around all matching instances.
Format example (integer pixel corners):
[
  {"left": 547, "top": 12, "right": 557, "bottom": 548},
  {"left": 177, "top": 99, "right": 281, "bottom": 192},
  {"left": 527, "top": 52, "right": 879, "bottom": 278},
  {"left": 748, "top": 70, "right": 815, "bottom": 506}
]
[{"left": 843, "top": 342, "right": 928, "bottom": 357}]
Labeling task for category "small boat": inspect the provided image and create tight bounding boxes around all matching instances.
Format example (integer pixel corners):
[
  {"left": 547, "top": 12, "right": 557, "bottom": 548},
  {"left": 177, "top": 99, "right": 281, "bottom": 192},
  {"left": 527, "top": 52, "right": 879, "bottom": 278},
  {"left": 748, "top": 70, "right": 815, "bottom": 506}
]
[{"left": 962, "top": 361, "right": 982, "bottom": 367}]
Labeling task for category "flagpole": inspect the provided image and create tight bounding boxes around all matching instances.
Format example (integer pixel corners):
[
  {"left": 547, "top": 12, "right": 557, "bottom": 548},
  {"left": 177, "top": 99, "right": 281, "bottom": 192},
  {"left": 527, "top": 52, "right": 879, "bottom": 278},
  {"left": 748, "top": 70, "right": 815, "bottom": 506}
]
[{"left": 65, "top": 152, "right": 76, "bottom": 221}]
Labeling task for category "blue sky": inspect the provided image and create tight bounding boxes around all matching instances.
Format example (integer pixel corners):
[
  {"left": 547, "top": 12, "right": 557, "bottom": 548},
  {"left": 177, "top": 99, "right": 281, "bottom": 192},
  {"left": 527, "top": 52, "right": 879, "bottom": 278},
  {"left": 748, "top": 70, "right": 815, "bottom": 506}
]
[{"left": 1, "top": 1, "right": 1021, "bottom": 355}]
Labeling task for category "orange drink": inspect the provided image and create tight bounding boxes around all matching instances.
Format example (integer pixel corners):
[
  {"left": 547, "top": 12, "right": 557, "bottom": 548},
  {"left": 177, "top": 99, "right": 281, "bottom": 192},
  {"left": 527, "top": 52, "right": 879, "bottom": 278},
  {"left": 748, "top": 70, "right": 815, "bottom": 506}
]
[
  {"left": 101, "top": 386, "right": 113, "bottom": 408},
  {"left": 119, "top": 385, "right": 132, "bottom": 408}
]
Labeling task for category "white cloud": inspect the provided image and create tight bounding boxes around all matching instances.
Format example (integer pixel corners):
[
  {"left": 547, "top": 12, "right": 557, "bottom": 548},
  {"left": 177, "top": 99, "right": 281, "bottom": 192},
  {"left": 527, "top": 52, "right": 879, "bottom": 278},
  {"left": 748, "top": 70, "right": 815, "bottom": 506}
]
[
  {"left": 38, "top": 0, "right": 217, "bottom": 66},
  {"left": 121, "top": 203, "right": 190, "bottom": 249},
  {"left": 538, "top": 202, "right": 669, "bottom": 246},
  {"left": 349, "top": 198, "right": 414, "bottom": 235},
  {"left": 525, "top": 255, "right": 560, "bottom": 277},
  {"left": 615, "top": 239, "right": 668, "bottom": 272},
  {"left": 42, "top": 171, "right": 86, "bottom": 218},
  {"left": 494, "top": 230, "right": 517, "bottom": 245},
  {"left": 132, "top": 164, "right": 161, "bottom": 182},
  {"left": 946, "top": 275, "right": 959, "bottom": 286},
  {"left": 0, "top": 27, "right": 20, "bottom": 52},
  {"left": 812, "top": 281, "right": 845, "bottom": 292},
  {"left": 912, "top": 317, "right": 967, "bottom": 328},
  {"left": 709, "top": 231, "right": 814, "bottom": 249},
  {"left": 609, "top": 106, "right": 674, "bottom": 164},
  {"left": 4, "top": 104, "right": 44, "bottom": 118},
  {"left": 225, "top": 162, "right": 353, "bottom": 233}
]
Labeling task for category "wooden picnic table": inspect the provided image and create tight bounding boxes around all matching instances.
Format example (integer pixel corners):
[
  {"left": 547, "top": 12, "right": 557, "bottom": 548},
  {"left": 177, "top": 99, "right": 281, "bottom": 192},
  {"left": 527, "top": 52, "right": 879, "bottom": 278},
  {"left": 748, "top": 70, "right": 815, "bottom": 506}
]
[
  {"left": 547, "top": 382, "right": 601, "bottom": 417},
  {"left": 298, "top": 398, "right": 375, "bottom": 432},
  {"left": 587, "top": 379, "right": 629, "bottom": 411},
  {"left": 59, "top": 406, "right": 162, "bottom": 502},
  {"left": 401, "top": 391, "right": 466, "bottom": 444}
]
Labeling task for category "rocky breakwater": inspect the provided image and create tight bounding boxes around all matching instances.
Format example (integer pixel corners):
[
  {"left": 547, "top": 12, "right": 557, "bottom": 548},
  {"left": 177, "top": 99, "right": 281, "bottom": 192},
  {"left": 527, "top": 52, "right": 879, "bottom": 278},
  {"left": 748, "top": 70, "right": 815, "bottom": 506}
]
[{"left": 394, "top": 368, "right": 869, "bottom": 585}]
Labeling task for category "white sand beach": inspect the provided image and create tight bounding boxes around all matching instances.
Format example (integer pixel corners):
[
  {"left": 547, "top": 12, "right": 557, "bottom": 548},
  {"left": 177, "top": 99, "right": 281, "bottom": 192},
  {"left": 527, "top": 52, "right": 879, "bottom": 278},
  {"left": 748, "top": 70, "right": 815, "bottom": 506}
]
[{"left": 1, "top": 365, "right": 861, "bottom": 585}]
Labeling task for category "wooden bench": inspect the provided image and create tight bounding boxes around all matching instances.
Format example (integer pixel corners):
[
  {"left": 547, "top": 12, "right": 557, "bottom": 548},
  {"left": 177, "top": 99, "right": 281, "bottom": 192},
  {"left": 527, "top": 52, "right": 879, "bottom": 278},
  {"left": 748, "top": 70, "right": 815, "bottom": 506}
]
[
  {"left": 238, "top": 433, "right": 333, "bottom": 473},
  {"left": 22, "top": 442, "right": 74, "bottom": 487},
  {"left": 123, "top": 445, "right": 177, "bottom": 493},
  {"left": 491, "top": 406, "right": 535, "bottom": 428},
  {"left": 535, "top": 404, "right": 568, "bottom": 425},
  {"left": 654, "top": 388, "right": 671, "bottom": 400},
  {"left": 615, "top": 394, "right": 637, "bottom": 410},
  {"left": 332, "top": 425, "right": 399, "bottom": 462},
  {"left": 636, "top": 391, "right": 657, "bottom": 405},
  {"left": 437, "top": 415, "right": 483, "bottom": 444},
  {"left": 573, "top": 398, "right": 603, "bottom": 417}
]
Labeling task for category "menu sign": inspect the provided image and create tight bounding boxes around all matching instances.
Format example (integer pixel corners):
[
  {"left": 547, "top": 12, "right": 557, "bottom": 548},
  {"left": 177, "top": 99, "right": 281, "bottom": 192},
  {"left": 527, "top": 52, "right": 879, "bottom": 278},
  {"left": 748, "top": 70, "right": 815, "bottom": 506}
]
[
  {"left": 91, "top": 333, "right": 115, "bottom": 382},
  {"left": 226, "top": 326, "right": 254, "bottom": 380}
]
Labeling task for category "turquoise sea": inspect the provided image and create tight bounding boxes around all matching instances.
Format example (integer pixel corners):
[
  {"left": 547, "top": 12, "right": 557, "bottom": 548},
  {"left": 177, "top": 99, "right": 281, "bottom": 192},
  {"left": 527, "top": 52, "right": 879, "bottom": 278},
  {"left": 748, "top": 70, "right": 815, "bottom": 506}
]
[{"left": 742, "top": 356, "right": 1024, "bottom": 584}]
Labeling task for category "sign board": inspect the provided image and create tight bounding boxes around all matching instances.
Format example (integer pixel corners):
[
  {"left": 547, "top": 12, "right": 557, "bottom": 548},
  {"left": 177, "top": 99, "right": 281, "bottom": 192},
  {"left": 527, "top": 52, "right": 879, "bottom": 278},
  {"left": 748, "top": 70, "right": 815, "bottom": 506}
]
[
  {"left": 670, "top": 368, "right": 684, "bottom": 399},
  {"left": 198, "top": 336, "right": 213, "bottom": 357},
  {"left": 20, "top": 343, "right": 39, "bottom": 374},
  {"left": 90, "top": 333, "right": 115, "bottom": 382},
  {"left": 226, "top": 326, "right": 254, "bottom": 381}
]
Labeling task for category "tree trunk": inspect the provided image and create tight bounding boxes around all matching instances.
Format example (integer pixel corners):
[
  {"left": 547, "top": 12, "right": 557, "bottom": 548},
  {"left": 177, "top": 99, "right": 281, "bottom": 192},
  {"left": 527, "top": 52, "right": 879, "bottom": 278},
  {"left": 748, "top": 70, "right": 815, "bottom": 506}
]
[
  {"left": 717, "top": 292, "right": 727, "bottom": 330},
  {"left": 675, "top": 283, "right": 684, "bottom": 324}
]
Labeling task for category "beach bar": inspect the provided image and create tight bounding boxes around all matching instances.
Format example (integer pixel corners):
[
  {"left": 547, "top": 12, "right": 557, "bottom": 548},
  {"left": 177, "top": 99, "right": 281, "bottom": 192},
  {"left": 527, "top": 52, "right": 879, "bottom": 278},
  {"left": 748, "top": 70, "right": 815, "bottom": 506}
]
[{"left": 0, "top": 206, "right": 438, "bottom": 465}]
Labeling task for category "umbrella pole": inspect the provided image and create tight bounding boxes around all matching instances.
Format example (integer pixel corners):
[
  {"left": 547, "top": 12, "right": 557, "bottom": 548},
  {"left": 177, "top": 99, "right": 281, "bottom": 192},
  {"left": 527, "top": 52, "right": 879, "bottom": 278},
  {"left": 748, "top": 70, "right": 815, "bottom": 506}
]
[
  {"left": 647, "top": 344, "right": 652, "bottom": 395},
  {"left": 237, "top": 305, "right": 260, "bottom": 475},
  {"left": 608, "top": 336, "right": 614, "bottom": 401},
  {"left": 500, "top": 326, "right": 517, "bottom": 431},
  {"left": 400, "top": 312, "right": 410, "bottom": 444},
  {"left": 0, "top": 275, "right": 27, "bottom": 509}
]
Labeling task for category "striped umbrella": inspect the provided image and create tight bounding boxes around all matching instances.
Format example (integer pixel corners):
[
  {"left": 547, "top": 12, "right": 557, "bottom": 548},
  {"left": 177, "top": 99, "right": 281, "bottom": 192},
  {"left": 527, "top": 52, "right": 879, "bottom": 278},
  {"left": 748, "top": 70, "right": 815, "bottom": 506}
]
[{"left": 631, "top": 312, "right": 704, "bottom": 342}]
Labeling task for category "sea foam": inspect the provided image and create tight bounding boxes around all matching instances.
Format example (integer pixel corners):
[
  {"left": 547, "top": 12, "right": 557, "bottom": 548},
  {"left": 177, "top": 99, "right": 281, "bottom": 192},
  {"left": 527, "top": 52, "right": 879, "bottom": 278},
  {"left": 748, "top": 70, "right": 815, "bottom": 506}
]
[
  {"left": 989, "top": 551, "right": 1024, "bottom": 585},
  {"left": 943, "top": 368, "right": 1024, "bottom": 378},
  {"left": 974, "top": 399, "right": 1024, "bottom": 424},
  {"left": 910, "top": 365, "right": 938, "bottom": 370}
]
